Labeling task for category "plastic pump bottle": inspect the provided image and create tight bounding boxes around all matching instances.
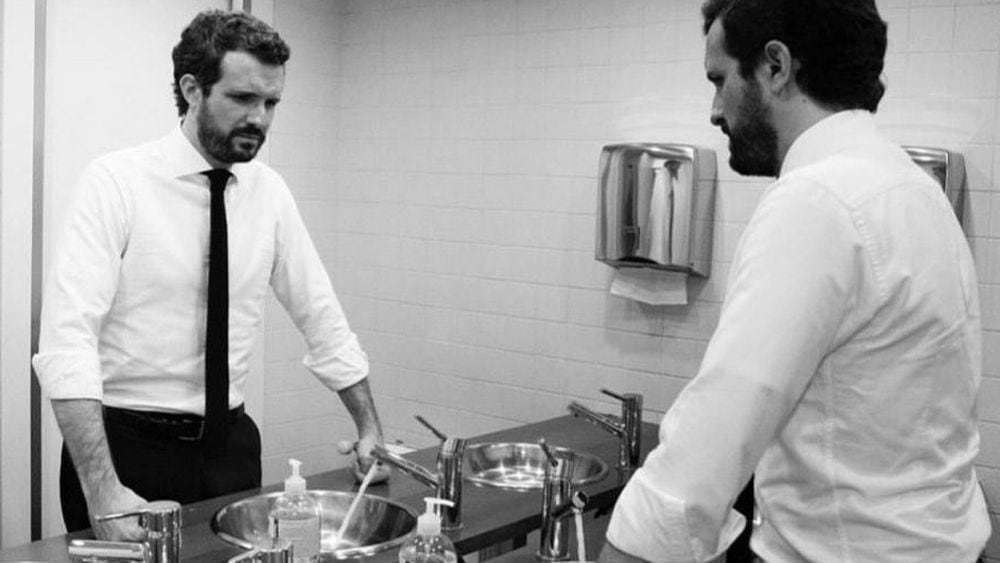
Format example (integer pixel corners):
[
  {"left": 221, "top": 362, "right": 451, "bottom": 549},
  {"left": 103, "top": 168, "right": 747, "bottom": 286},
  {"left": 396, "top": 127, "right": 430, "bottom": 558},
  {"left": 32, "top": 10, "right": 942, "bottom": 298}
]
[
  {"left": 398, "top": 498, "right": 457, "bottom": 563},
  {"left": 269, "top": 459, "right": 322, "bottom": 562}
]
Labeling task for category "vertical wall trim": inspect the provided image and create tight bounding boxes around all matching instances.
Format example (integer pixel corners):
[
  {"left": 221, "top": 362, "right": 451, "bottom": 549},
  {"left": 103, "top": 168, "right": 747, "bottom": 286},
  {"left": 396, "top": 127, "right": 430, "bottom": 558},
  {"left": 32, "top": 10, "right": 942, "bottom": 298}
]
[
  {"left": 0, "top": 0, "right": 41, "bottom": 548},
  {"left": 31, "top": 0, "right": 47, "bottom": 541}
]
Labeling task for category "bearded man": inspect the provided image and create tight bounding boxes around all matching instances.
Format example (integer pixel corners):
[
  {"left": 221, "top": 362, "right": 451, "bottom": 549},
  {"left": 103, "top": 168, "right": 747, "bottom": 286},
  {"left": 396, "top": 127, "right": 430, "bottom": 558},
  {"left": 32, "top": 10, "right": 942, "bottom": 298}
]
[
  {"left": 599, "top": 1, "right": 990, "bottom": 561},
  {"left": 34, "top": 9, "right": 387, "bottom": 540}
]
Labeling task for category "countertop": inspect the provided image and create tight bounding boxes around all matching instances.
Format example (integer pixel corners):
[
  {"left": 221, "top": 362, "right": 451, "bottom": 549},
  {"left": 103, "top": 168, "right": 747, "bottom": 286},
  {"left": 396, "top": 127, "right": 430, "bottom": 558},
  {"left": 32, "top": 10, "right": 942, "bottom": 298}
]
[{"left": 0, "top": 414, "right": 658, "bottom": 562}]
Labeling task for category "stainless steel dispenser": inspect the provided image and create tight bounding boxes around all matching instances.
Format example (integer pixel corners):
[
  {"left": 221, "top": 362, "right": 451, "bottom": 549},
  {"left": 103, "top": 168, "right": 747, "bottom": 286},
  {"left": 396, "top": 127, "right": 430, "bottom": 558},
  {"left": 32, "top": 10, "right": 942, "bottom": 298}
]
[
  {"left": 903, "top": 146, "right": 965, "bottom": 224},
  {"left": 596, "top": 143, "right": 716, "bottom": 277}
]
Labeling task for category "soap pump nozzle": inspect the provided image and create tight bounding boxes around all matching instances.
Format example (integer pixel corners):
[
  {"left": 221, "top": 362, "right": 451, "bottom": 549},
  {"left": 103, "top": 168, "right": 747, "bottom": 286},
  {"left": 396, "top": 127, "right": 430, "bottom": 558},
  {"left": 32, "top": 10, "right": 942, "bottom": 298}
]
[
  {"left": 284, "top": 458, "right": 306, "bottom": 494},
  {"left": 417, "top": 497, "right": 455, "bottom": 536}
]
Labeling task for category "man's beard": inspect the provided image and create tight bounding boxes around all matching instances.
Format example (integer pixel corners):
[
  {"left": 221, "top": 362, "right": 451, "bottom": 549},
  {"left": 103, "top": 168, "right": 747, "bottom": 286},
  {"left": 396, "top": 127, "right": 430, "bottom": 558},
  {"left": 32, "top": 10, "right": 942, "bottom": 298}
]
[
  {"left": 196, "top": 105, "right": 266, "bottom": 164},
  {"left": 726, "top": 81, "right": 779, "bottom": 177}
]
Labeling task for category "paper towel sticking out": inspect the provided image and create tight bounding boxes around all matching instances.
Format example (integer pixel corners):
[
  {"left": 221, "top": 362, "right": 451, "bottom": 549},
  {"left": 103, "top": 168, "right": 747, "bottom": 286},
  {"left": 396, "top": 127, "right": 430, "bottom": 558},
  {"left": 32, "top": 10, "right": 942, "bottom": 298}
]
[{"left": 610, "top": 267, "right": 688, "bottom": 306}]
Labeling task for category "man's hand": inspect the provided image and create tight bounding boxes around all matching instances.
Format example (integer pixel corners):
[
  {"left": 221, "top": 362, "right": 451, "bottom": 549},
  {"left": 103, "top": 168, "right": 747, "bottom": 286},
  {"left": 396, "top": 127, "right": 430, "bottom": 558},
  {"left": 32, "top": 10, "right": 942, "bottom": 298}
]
[
  {"left": 89, "top": 483, "right": 148, "bottom": 541},
  {"left": 338, "top": 437, "right": 391, "bottom": 484},
  {"left": 353, "top": 432, "right": 391, "bottom": 483}
]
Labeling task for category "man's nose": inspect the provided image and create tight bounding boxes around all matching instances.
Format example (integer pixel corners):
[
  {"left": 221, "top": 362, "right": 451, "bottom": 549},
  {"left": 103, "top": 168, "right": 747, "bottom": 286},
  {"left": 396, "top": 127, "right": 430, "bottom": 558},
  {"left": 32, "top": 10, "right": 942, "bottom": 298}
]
[
  {"left": 246, "top": 103, "right": 268, "bottom": 126},
  {"left": 709, "top": 99, "right": 724, "bottom": 127}
]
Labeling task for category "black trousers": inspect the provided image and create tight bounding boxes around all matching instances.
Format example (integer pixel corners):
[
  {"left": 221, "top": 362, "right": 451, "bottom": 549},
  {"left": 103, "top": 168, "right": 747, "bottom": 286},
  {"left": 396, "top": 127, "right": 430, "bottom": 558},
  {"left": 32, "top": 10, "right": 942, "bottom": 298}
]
[{"left": 60, "top": 406, "right": 262, "bottom": 533}]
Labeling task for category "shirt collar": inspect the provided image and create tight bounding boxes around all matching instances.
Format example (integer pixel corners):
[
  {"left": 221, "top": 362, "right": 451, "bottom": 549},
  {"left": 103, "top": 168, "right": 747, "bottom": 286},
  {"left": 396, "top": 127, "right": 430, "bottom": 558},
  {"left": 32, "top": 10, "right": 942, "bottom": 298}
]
[
  {"left": 779, "top": 110, "right": 880, "bottom": 177},
  {"left": 161, "top": 125, "right": 251, "bottom": 186}
]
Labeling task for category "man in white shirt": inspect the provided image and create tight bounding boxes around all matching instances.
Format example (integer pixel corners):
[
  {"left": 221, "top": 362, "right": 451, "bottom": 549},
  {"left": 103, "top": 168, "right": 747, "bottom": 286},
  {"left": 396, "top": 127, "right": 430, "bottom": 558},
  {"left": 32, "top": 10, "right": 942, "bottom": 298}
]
[
  {"left": 33, "top": 10, "right": 387, "bottom": 541},
  {"left": 599, "top": 0, "right": 991, "bottom": 561}
]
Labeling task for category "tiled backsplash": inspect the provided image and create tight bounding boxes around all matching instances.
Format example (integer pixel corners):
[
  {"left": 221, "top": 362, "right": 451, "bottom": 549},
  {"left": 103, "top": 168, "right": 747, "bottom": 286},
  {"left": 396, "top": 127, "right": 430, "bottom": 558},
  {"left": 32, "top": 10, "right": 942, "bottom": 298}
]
[{"left": 268, "top": 0, "right": 1000, "bottom": 557}]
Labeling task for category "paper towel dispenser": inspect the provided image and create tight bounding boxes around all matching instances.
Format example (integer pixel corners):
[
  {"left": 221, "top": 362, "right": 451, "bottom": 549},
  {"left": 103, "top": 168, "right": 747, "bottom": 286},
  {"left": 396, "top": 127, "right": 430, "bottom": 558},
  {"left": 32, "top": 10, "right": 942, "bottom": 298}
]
[
  {"left": 903, "top": 146, "right": 965, "bottom": 224},
  {"left": 596, "top": 143, "right": 716, "bottom": 277}
]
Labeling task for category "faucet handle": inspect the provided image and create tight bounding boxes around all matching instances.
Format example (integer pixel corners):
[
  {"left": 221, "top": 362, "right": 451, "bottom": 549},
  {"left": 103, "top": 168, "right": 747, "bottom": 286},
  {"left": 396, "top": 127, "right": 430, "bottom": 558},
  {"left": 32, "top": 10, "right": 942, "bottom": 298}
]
[
  {"left": 414, "top": 414, "right": 449, "bottom": 441},
  {"left": 600, "top": 388, "right": 626, "bottom": 402},
  {"left": 601, "top": 389, "right": 644, "bottom": 419},
  {"left": 537, "top": 437, "right": 558, "bottom": 468},
  {"left": 600, "top": 388, "right": 641, "bottom": 404},
  {"left": 95, "top": 508, "right": 146, "bottom": 523}
]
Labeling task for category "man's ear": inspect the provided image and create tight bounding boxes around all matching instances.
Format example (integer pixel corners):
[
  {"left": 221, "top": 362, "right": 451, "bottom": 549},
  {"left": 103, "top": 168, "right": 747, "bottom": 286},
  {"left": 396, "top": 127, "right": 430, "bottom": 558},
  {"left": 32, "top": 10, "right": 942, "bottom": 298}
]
[
  {"left": 761, "top": 40, "right": 794, "bottom": 95},
  {"left": 179, "top": 74, "right": 203, "bottom": 111}
]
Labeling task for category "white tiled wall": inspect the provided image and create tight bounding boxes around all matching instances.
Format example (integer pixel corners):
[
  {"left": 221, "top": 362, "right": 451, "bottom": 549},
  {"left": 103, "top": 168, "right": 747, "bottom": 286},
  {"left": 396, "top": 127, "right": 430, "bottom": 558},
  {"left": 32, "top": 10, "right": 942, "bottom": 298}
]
[{"left": 267, "top": 0, "right": 1000, "bottom": 557}]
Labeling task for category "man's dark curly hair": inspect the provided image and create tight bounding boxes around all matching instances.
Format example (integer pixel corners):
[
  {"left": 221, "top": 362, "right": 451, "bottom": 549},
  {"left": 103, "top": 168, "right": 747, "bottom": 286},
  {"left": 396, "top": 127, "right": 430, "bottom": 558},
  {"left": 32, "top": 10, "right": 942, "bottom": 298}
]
[
  {"left": 701, "top": 0, "right": 887, "bottom": 112},
  {"left": 171, "top": 10, "right": 290, "bottom": 116}
]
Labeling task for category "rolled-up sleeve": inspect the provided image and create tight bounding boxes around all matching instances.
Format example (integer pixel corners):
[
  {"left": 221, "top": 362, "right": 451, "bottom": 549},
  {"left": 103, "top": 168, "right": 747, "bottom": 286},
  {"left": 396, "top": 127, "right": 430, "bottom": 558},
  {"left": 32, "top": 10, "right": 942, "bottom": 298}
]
[
  {"left": 269, "top": 187, "right": 369, "bottom": 391},
  {"left": 33, "top": 161, "right": 129, "bottom": 400},
  {"left": 606, "top": 179, "right": 859, "bottom": 561}
]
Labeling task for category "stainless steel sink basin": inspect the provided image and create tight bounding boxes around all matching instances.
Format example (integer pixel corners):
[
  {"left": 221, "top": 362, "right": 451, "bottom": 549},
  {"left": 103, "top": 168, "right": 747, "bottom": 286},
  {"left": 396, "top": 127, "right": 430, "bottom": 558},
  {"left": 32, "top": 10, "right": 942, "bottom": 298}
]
[
  {"left": 211, "top": 490, "right": 417, "bottom": 560},
  {"left": 464, "top": 442, "right": 609, "bottom": 491}
]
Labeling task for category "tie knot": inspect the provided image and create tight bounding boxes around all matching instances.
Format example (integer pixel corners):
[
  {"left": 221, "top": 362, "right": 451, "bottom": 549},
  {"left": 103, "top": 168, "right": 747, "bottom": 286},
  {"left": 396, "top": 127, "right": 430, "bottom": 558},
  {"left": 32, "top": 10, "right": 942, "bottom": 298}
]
[{"left": 203, "top": 169, "right": 232, "bottom": 192}]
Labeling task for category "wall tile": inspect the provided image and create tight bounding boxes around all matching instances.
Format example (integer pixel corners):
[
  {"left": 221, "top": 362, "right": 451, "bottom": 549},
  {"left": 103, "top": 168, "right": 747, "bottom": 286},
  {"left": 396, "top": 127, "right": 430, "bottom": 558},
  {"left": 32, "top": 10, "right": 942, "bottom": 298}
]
[
  {"left": 954, "top": 4, "right": 1000, "bottom": 51},
  {"left": 909, "top": 6, "right": 956, "bottom": 52},
  {"left": 951, "top": 52, "right": 1000, "bottom": 99},
  {"left": 905, "top": 53, "right": 953, "bottom": 97}
]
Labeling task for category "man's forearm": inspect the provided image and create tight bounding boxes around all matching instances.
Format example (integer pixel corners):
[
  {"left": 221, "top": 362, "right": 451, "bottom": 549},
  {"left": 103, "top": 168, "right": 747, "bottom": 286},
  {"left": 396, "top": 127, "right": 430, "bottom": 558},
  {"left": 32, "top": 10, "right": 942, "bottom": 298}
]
[
  {"left": 337, "top": 378, "right": 383, "bottom": 439},
  {"left": 51, "top": 398, "right": 121, "bottom": 507}
]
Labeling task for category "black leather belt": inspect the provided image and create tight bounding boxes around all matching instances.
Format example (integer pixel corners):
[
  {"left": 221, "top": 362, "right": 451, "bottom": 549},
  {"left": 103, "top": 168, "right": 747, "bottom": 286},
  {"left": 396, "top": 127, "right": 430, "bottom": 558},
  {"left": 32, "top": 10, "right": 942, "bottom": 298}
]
[{"left": 103, "top": 404, "right": 245, "bottom": 441}]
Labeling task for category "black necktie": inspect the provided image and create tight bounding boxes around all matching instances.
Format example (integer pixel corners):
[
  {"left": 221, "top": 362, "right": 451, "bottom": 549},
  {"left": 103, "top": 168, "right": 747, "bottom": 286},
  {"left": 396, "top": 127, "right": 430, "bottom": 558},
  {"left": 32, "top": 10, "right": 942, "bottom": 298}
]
[{"left": 203, "top": 169, "right": 231, "bottom": 452}]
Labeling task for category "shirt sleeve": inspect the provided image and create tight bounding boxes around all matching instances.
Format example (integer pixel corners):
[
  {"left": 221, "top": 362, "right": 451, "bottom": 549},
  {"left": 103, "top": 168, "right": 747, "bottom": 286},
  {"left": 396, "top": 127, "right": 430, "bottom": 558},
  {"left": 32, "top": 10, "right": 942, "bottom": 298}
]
[
  {"left": 269, "top": 184, "right": 369, "bottom": 391},
  {"left": 32, "top": 160, "right": 130, "bottom": 400},
  {"left": 606, "top": 179, "right": 863, "bottom": 561}
]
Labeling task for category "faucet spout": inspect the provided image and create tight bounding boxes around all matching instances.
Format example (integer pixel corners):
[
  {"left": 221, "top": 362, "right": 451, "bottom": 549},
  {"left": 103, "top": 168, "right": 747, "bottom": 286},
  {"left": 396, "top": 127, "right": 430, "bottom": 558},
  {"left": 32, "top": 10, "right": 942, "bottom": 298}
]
[
  {"left": 548, "top": 490, "right": 588, "bottom": 524},
  {"left": 371, "top": 445, "right": 439, "bottom": 489},
  {"left": 567, "top": 401, "right": 623, "bottom": 437}
]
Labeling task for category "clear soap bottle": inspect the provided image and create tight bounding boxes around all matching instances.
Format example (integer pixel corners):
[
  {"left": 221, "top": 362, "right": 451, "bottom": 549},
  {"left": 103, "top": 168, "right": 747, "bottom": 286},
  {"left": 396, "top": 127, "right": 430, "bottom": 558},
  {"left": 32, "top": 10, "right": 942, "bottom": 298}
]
[
  {"left": 398, "top": 498, "right": 457, "bottom": 563},
  {"left": 269, "top": 458, "right": 322, "bottom": 563}
]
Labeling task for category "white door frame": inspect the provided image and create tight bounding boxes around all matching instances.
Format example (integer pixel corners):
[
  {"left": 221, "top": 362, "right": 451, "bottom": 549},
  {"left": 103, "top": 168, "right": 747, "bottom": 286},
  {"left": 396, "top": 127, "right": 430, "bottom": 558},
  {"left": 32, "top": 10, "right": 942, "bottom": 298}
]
[{"left": 0, "top": 0, "right": 43, "bottom": 548}]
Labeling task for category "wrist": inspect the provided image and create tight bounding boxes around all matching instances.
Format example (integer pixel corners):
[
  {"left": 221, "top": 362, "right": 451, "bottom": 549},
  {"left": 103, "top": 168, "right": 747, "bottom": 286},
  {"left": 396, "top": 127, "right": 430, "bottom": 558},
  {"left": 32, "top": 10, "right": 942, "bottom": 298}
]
[{"left": 83, "top": 472, "right": 123, "bottom": 509}]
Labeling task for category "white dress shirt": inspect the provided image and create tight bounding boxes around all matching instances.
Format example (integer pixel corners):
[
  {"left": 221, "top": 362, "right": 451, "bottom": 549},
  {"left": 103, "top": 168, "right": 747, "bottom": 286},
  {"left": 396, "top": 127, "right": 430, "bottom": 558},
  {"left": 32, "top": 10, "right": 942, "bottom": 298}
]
[
  {"left": 33, "top": 127, "right": 369, "bottom": 414},
  {"left": 606, "top": 111, "right": 990, "bottom": 562}
]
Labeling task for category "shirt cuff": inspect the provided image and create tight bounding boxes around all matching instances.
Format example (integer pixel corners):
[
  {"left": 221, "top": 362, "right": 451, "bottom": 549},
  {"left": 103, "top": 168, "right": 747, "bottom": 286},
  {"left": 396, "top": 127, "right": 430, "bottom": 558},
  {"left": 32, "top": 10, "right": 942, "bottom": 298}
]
[
  {"left": 303, "top": 338, "right": 370, "bottom": 391},
  {"left": 606, "top": 468, "right": 746, "bottom": 562},
  {"left": 32, "top": 351, "right": 104, "bottom": 400}
]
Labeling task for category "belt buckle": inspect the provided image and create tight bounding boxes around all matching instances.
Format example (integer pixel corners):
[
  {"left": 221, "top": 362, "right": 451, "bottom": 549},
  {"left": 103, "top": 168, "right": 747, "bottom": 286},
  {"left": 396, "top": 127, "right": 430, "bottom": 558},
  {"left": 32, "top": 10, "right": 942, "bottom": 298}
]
[{"left": 177, "top": 420, "right": 204, "bottom": 441}]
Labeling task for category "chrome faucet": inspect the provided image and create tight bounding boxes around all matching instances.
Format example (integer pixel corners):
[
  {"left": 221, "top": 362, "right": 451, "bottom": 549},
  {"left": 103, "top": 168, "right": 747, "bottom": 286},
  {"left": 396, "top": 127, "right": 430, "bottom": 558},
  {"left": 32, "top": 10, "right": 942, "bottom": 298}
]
[
  {"left": 537, "top": 438, "right": 588, "bottom": 561},
  {"left": 69, "top": 500, "right": 182, "bottom": 563},
  {"left": 371, "top": 415, "right": 467, "bottom": 530},
  {"left": 567, "top": 389, "right": 643, "bottom": 470}
]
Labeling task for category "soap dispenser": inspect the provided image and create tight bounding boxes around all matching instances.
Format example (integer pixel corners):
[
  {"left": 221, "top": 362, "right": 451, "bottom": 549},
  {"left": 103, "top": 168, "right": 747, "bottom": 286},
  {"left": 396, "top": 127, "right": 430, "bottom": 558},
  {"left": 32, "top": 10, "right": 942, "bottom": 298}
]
[
  {"left": 398, "top": 498, "right": 457, "bottom": 563},
  {"left": 269, "top": 459, "right": 322, "bottom": 563}
]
